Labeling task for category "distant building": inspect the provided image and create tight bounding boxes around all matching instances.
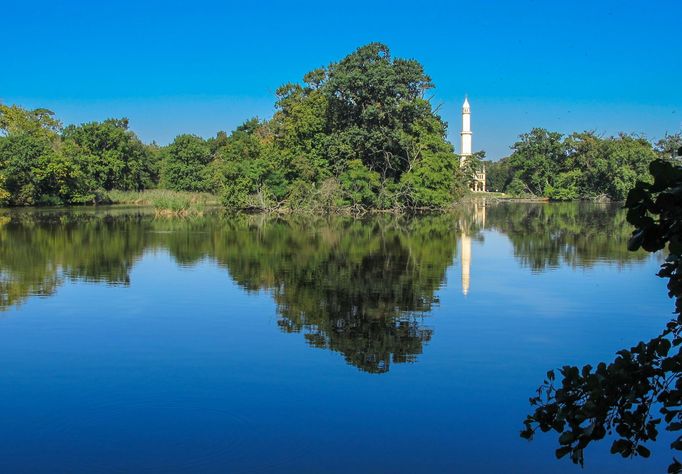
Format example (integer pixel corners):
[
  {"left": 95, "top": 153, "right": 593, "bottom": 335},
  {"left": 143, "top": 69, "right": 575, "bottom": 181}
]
[{"left": 459, "top": 97, "right": 486, "bottom": 192}]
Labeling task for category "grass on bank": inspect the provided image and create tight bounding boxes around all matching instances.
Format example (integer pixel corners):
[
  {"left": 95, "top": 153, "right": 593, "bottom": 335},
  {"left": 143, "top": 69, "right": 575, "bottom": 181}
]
[{"left": 106, "top": 189, "right": 219, "bottom": 216}]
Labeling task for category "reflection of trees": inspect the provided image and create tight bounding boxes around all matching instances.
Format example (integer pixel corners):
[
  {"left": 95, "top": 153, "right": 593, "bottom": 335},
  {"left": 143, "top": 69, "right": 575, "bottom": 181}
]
[
  {"left": 209, "top": 216, "right": 457, "bottom": 373},
  {"left": 0, "top": 211, "right": 456, "bottom": 373},
  {"left": 0, "top": 202, "right": 652, "bottom": 371},
  {"left": 484, "top": 201, "right": 649, "bottom": 271},
  {"left": 0, "top": 210, "right": 152, "bottom": 309}
]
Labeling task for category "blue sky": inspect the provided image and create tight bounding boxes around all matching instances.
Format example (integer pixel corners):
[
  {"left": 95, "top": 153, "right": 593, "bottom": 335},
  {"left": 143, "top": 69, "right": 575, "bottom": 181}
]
[{"left": 3, "top": 0, "right": 680, "bottom": 160}]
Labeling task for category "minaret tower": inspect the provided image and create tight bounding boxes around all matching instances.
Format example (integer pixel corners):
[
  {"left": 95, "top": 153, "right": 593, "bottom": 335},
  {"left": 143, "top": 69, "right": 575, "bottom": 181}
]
[{"left": 460, "top": 96, "right": 472, "bottom": 166}]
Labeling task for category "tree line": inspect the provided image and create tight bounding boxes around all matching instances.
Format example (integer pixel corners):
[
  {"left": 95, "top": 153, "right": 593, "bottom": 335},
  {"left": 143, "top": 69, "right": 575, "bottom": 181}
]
[
  {"left": 0, "top": 108, "right": 161, "bottom": 206},
  {"left": 0, "top": 43, "right": 472, "bottom": 211},
  {"left": 486, "top": 128, "right": 682, "bottom": 201},
  {"left": 2, "top": 42, "right": 679, "bottom": 209}
]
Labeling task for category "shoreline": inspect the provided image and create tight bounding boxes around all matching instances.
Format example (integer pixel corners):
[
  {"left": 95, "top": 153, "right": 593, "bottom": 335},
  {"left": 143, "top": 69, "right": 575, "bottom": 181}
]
[{"left": 0, "top": 196, "right": 622, "bottom": 219}]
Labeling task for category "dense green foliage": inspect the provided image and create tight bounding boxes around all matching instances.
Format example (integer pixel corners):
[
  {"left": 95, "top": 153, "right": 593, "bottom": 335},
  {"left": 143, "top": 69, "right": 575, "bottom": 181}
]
[
  {"left": 62, "top": 118, "right": 158, "bottom": 191},
  {"left": 210, "top": 43, "right": 465, "bottom": 210},
  {"left": 0, "top": 44, "right": 466, "bottom": 211},
  {"left": 2, "top": 45, "right": 678, "bottom": 209},
  {"left": 160, "top": 134, "right": 211, "bottom": 192},
  {"left": 486, "top": 129, "right": 678, "bottom": 200},
  {"left": 0, "top": 105, "right": 158, "bottom": 205},
  {"left": 521, "top": 157, "right": 682, "bottom": 472}
]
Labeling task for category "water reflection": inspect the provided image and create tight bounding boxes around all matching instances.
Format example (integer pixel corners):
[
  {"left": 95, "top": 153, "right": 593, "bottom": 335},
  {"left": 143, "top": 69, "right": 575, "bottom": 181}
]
[
  {"left": 459, "top": 200, "right": 487, "bottom": 295},
  {"left": 209, "top": 216, "right": 461, "bottom": 373},
  {"left": 486, "top": 201, "right": 648, "bottom": 271},
  {"left": 0, "top": 202, "right": 649, "bottom": 372}
]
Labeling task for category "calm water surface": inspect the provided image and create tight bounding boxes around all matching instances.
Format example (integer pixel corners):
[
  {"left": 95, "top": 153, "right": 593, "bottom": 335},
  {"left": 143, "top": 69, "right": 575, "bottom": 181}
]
[{"left": 0, "top": 202, "right": 673, "bottom": 473}]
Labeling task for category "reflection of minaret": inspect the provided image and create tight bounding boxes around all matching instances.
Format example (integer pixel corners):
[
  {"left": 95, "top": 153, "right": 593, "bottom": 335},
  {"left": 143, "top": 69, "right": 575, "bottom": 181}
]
[
  {"left": 459, "top": 203, "right": 485, "bottom": 296},
  {"left": 461, "top": 233, "right": 471, "bottom": 296}
]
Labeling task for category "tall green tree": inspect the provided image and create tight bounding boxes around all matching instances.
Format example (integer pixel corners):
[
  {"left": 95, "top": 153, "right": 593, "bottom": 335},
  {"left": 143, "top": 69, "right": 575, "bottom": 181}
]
[
  {"left": 161, "top": 134, "right": 212, "bottom": 192},
  {"left": 600, "top": 134, "right": 656, "bottom": 200},
  {"left": 62, "top": 118, "right": 155, "bottom": 191},
  {"left": 507, "top": 128, "right": 566, "bottom": 196},
  {"left": 212, "top": 120, "right": 284, "bottom": 209},
  {"left": 0, "top": 134, "right": 51, "bottom": 205},
  {"left": 0, "top": 105, "right": 94, "bottom": 205},
  {"left": 265, "top": 42, "right": 462, "bottom": 210},
  {"left": 323, "top": 43, "right": 437, "bottom": 178}
]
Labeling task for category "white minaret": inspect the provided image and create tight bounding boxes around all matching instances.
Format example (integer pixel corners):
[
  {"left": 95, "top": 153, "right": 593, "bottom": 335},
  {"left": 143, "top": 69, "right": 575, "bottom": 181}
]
[{"left": 460, "top": 97, "right": 472, "bottom": 166}]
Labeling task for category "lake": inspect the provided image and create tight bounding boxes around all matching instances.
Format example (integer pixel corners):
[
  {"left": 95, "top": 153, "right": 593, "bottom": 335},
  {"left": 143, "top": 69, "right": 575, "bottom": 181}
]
[{"left": 0, "top": 201, "right": 673, "bottom": 473}]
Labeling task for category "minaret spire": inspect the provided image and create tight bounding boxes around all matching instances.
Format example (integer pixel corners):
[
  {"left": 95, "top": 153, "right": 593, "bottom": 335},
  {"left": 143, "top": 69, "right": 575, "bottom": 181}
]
[
  {"left": 458, "top": 96, "right": 486, "bottom": 192},
  {"left": 460, "top": 97, "right": 472, "bottom": 166}
]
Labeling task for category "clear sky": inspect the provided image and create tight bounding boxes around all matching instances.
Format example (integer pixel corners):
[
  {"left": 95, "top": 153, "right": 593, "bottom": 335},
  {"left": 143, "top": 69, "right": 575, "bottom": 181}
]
[{"left": 3, "top": 0, "right": 680, "bottom": 160}]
